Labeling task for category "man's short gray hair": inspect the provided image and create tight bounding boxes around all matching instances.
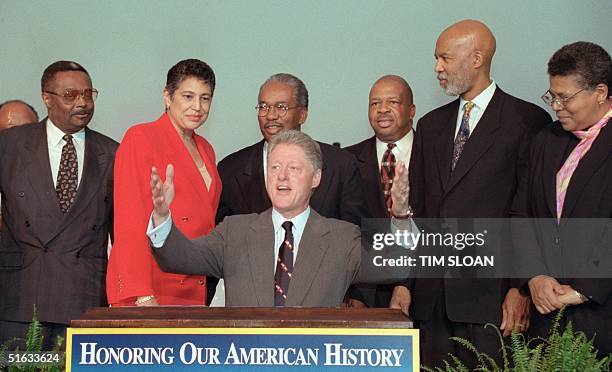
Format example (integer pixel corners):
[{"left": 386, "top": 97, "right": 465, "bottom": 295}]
[
  {"left": 267, "top": 129, "right": 322, "bottom": 172},
  {"left": 260, "top": 73, "right": 309, "bottom": 108}
]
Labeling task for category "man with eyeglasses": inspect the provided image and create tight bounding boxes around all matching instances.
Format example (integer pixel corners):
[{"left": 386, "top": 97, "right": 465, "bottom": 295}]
[
  {"left": 0, "top": 60, "right": 118, "bottom": 350},
  {"left": 211, "top": 73, "right": 368, "bottom": 305}
]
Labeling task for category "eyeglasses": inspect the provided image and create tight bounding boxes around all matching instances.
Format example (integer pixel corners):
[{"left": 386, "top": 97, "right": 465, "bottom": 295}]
[
  {"left": 255, "top": 103, "right": 301, "bottom": 117},
  {"left": 541, "top": 89, "right": 584, "bottom": 108},
  {"left": 45, "top": 89, "right": 99, "bottom": 104}
]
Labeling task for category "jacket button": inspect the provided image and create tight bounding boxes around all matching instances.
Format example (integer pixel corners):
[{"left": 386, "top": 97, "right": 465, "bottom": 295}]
[
  {"left": 18, "top": 191, "right": 25, "bottom": 197},
  {"left": 91, "top": 224, "right": 97, "bottom": 231},
  {"left": 180, "top": 279, "right": 185, "bottom": 285},
  {"left": 25, "top": 220, "right": 30, "bottom": 227},
  {"left": 43, "top": 247, "right": 49, "bottom": 253},
  {"left": 198, "top": 279, "right": 204, "bottom": 285},
  {"left": 75, "top": 252, "right": 80, "bottom": 258}
]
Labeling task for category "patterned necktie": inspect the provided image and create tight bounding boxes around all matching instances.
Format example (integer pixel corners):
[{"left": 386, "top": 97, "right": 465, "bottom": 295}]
[
  {"left": 274, "top": 221, "right": 294, "bottom": 306},
  {"left": 381, "top": 143, "right": 396, "bottom": 216},
  {"left": 452, "top": 101, "right": 475, "bottom": 171},
  {"left": 556, "top": 106, "right": 611, "bottom": 221},
  {"left": 56, "top": 134, "right": 78, "bottom": 213}
]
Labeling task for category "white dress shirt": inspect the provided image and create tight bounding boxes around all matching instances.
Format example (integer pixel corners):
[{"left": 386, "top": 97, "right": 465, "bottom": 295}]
[
  {"left": 147, "top": 207, "right": 312, "bottom": 307},
  {"left": 46, "top": 118, "right": 85, "bottom": 187},
  {"left": 375, "top": 129, "right": 414, "bottom": 168},
  {"left": 454, "top": 80, "right": 497, "bottom": 138}
]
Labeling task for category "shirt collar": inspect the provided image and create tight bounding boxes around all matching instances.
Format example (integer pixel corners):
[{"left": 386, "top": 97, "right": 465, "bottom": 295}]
[
  {"left": 272, "top": 207, "right": 311, "bottom": 235},
  {"left": 375, "top": 129, "right": 414, "bottom": 152},
  {"left": 460, "top": 80, "right": 496, "bottom": 112},
  {"left": 46, "top": 118, "right": 86, "bottom": 148}
]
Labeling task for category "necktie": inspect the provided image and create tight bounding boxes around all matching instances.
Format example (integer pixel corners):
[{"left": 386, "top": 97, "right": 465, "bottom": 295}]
[
  {"left": 380, "top": 143, "right": 396, "bottom": 216},
  {"left": 274, "top": 221, "right": 294, "bottom": 306},
  {"left": 56, "top": 134, "right": 78, "bottom": 213},
  {"left": 452, "top": 101, "right": 475, "bottom": 171},
  {"left": 556, "top": 106, "right": 611, "bottom": 221}
]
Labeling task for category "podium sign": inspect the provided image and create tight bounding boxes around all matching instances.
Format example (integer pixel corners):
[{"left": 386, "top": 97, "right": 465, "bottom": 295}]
[
  {"left": 67, "top": 328, "right": 418, "bottom": 371},
  {"left": 67, "top": 307, "right": 417, "bottom": 371}
]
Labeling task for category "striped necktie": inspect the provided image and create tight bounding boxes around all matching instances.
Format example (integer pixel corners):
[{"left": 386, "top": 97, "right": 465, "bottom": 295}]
[
  {"left": 274, "top": 221, "right": 294, "bottom": 306},
  {"left": 381, "top": 143, "right": 396, "bottom": 216}
]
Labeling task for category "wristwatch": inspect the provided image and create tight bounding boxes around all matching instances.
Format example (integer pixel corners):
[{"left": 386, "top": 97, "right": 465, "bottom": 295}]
[
  {"left": 392, "top": 205, "right": 414, "bottom": 219},
  {"left": 575, "top": 290, "right": 589, "bottom": 303}
]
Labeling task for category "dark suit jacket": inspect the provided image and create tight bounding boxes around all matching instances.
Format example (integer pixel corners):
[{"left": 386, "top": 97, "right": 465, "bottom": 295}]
[
  {"left": 0, "top": 120, "right": 117, "bottom": 325},
  {"left": 407, "top": 87, "right": 551, "bottom": 324},
  {"left": 345, "top": 136, "right": 389, "bottom": 218},
  {"left": 345, "top": 135, "right": 411, "bottom": 307},
  {"left": 216, "top": 140, "right": 368, "bottom": 226},
  {"left": 512, "top": 120, "right": 611, "bottom": 353},
  {"left": 154, "top": 209, "right": 362, "bottom": 307}
]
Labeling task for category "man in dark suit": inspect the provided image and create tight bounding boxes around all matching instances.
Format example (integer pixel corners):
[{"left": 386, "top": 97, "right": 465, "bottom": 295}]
[
  {"left": 148, "top": 130, "right": 402, "bottom": 306},
  {"left": 345, "top": 75, "right": 416, "bottom": 308},
  {"left": 391, "top": 20, "right": 552, "bottom": 367},
  {"left": 0, "top": 61, "right": 118, "bottom": 349},
  {"left": 211, "top": 73, "right": 368, "bottom": 304}
]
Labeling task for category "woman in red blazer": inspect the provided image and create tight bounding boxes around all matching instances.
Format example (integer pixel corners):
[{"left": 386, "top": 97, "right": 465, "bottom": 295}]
[{"left": 107, "top": 59, "right": 221, "bottom": 306}]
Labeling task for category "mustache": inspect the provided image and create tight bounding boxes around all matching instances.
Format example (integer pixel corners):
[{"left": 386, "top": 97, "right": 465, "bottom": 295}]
[
  {"left": 377, "top": 115, "right": 393, "bottom": 121},
  {"left": 71, "top": 109, "right": 92, "bottom": 116}
]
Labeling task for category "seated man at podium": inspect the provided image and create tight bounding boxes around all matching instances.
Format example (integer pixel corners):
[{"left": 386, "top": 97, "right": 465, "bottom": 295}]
[{"left": 147, "top": 129, "right": 410, "bottom": 307}]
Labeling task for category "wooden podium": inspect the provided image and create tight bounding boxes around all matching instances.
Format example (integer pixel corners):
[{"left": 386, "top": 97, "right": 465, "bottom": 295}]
[
  {"left": 67, "top": 307, "right": 418, "bottom": 371},
  {"left": 71, "top": 306, "right": 413, "bottom": 329}
]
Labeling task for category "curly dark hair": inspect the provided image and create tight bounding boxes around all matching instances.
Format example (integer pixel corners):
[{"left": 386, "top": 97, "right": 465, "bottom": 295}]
[
  {"left": 166, "top": 59, "right": 216, "bottom": 96},
  {"left": 548, "top": 41, "right": 611, "bottom": 90},
  {"left": 41, "top": 61, "right": 89, "bottom": 92}
]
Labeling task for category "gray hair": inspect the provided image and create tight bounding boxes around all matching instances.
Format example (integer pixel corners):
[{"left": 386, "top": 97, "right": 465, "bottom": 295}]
[
  {"left": 260, "top": 73, "right": 309, "bottom": 108},
  {"left": 267, "top": 129, "right": 322, "bottom": 172}
]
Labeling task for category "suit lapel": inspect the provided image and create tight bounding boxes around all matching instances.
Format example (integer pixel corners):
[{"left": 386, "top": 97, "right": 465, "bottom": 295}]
[
  {"left": 247, "top": 209, "right": 275, "bottom": 306},
  {"left": 49, "top": 128, "right": 107, "bottom": 243},
  {"left": 309, "top": 141, "right": 329, "bottom": 208},
  {"left": 434, "top": 102, "right": 459, "bottom": 192},
  {"left": 445, "top": 89, "right": 504, "bottom": 195},
  {"left": 286, "top": 210, "right": 330, "bottom": 306},
  {"left": 356, "top": 137, "right": 387, "bottom": 217},
  {"left": 160, "top": 114, "right": 217, "bottom": 227},
  {"left": 562, "top": 121, "right": 611, "bottom": 219},
  {"left": 542, "top": 125, "right": 572, "bottom": 217},
  {"left": 23, "top": 120, "right": 63, "bottom": 242},
  {"left": 238, "top": 141, "right": 272, "bottom": 213}
]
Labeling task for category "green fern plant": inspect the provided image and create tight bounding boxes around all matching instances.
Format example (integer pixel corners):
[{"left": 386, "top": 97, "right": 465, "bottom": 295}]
[
  {"left": 0, "top": 307, "right": 65, "bottom": 372},
  {"left": 423, "top": 308, "right": 611, "bottom": 372}
]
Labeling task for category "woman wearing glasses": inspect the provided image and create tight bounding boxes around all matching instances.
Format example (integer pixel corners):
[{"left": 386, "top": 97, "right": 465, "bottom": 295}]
[
  {"left": 513, "top": 41, "right": 611, "bottom": 354},
  {"left": 107, "top": 59, "right": 221, "bottom": 306}
]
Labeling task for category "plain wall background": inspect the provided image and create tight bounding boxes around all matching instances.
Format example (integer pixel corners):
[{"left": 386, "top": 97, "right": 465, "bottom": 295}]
[{"left": 1, "top": 1, "right": 610, "bottom": 160}]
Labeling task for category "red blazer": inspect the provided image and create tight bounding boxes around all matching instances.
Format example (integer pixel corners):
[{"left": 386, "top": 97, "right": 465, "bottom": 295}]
[{"left": 107, "top": 113, "right": 221, "bottom": 306}]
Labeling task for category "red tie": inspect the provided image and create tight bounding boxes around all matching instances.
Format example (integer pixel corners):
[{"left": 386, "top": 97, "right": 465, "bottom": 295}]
[
  {"left": 274, "top": 221, "right": 294, "bottom": 306},
  {"left": 381, "top": 143, "right": 396, "bottom": 216}
]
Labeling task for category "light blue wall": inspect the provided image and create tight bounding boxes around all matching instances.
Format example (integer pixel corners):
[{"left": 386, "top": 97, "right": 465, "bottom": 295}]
[{"left": 1, "top": 0, "right": 610, "bottom": 159}]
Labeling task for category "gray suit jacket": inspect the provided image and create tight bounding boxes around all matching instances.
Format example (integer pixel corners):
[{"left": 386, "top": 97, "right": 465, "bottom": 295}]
[
  {"left": 154, "top": 209, "right": 362, "bottom": 307},
  {"left": 0, "top": 120, "right": 118, "bottom": 324}
]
